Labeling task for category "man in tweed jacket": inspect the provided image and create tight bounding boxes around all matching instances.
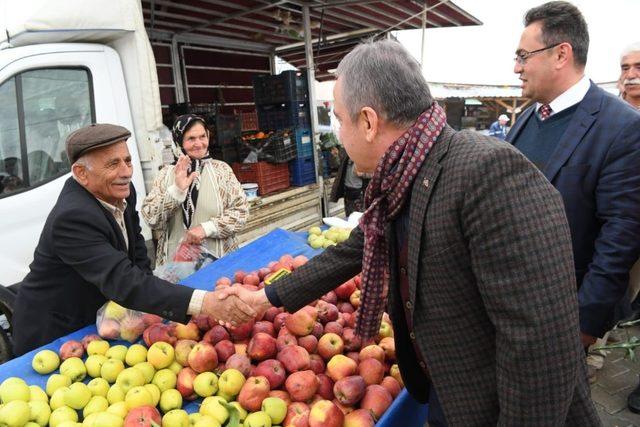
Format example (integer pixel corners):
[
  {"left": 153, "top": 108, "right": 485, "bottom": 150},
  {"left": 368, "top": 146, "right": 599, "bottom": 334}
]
[{"left": 224, "top": 40, "right": 599, "bottom": 425}]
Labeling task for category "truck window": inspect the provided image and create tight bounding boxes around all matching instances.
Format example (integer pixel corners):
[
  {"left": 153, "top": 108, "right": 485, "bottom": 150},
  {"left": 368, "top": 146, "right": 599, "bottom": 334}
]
[{"left": 0, "top": 68, "right": 93, "bottom": 197}]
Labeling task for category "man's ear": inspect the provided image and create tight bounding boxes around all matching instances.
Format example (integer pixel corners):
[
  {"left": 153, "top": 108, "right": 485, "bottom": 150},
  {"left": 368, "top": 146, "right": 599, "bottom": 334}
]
[
  {"left": 360, "top": 107, "right": 379, "bottom": 143},
  {"left": 555, "top": 42, "right": 572, "bottom": 70},
  {"left": 72, "top": 164, "right": 88, "bottom": 186}
]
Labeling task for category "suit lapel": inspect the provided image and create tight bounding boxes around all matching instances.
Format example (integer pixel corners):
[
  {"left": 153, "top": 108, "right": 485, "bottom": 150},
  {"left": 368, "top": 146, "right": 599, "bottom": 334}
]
[
  {"left": 506, "top": 105, "right": 535, "bottom": 144},
  {"left": 543, "top": 83, "right": 601, "bottom": 182}
]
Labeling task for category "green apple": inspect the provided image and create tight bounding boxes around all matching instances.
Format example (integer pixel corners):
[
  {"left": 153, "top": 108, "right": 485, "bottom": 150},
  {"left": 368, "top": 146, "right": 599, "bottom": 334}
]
[
  {"left": 193, "top": 372, "right": 218, "bottom": 398},
  {"left": 159, "top": 388, "right": 182, "bottom": 414},
  {"left": 261, "top": 397, "right": 286, "bottom": 424},
  {"left": 54, "top": 422, "right": 79, "bottom": 427},
  {"left": 106, "top": 384, "right": 126, "bottom": 405},
  {"left": 48, "top": 406, "right": 78, "bottom": 427},
  {"left": 162, "top": 409, "right": 189, "bottom": 427},
  {"left": 134, "top": 361, "right": 156, "bottom": 384},
  {"left": 87, "top": 378, "right": 110, "bottom": 398},
  {"left": 46, "top": 374, "right": 71, "bottom": 397},
  {"left": 82, "top": 412, "right": 99, "bottom": 427},
  {"left": 229, "top": 402, "right": 247, "bottom": 422},
  {"left": 59, "top": 357, "right": 87, "bottom": 382},
  {"left": 218, "top": 369, "right": 245, "bottom": 397},
  {"left": 106, "top": 401, "right": 128, "bottom": 419},
  {"left": 168, "top": 361, "right": 182, "bottom": 375},
  {"left": 63, "top": 382, "right": 91, "bottom": 410},
  {"left": 244, "top": 411, "right": 272, "bottom": 427},
  {"left": 124, "top": 385, "right": 153, "bottom": 410},
  {"left": 147, "top": 342, "right": 175, "bottom": 369},
  {"left": 0, "top": 377, "right": 31, "bottom": 402},
  {"left": 199, "top": 396, "right": 228, "bottom": 424},
  {"left": 28, "top": 399, "right": 51, "bottom": 426},
  {"left": 116, "top": 367, "right": 146, "bottom": 394},
  {"left": 125, "top": 344, "right": 148, "bottom": 366},
  {"left": 28, "top": 385, "right": 48, "bottom": 403},
  {"left": 31, "top": 349, "right": 60, "bottom": 374},
  {"left": 105, "top": 345, "right": 128, "bottom": 362},
  {"left": 308, "top": 226, "right": 321, "bottom": 236},
  {"left": 215, "top": 390, "right": 233, "bottom": 402},
  {"left": 93, "top": 411, "right": 124, "bottom": 427},
  {"left": 194, "top": 415, "right": 221, "bottom": 427},
  {"left": 0, "top": 400, "right": 30, "bottom": 426},
  {"left": 85, "top": 354, "right": 108, "bottom": 378},
  {"left": 153, "top": 369, "right": 177, "bottom": 392},
  {"left": 49, "top": 387, "right": 68, "bottom": 410},
  {"left": 100, "top": 358, "right": 125, "bottom": 383},
  {"left": 104, "top": 301, "right": 127, "bottom": 320},
  {"left": 83, "top": 395, "right": 109, "bottom": 418},
  {"left": 188, "top": 413, "right": 202, "bottom": 425},
  {"left": 145, "top": 384, "right": 161, "bottom": 407},
  {"left": 24, "top": 422, "right": 42, "bottom": 427},
  {"left": 87, "top": 340, "right": 110, "bottom": 356}
]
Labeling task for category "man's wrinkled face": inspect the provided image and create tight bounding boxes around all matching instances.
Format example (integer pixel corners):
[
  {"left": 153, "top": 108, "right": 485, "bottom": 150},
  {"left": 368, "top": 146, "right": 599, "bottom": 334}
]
[
  {"left": 620, "top": 51, "right": 640, "bottom": 101},
  {"left": 514, "top": 22, "right": 557, "bottom": 103},
  {"left": 77, "top": 141, "right": 132, "bottom": 204}
]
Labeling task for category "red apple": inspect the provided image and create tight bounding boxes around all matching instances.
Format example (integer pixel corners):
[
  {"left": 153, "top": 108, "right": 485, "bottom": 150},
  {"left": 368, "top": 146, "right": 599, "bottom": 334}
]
[
  {"left": 285, "top": 370, "right": 319, "bottom": 402},
  {"left": 342, "top": 312, "right": 356, "bottom": 329},
  {"left": 253, "top": 321, "right": 276, "bottom": 337},
  {"left": 81, "top": 334, "right": 101, "bottom": 350},
  {"left": 324, "top": 322, "right": 343, "bottom": 336},
  {"left": 274, "top": 313, "right": 290, "bottom": 332},
  {"left": 309, "top": 354, "right": 326, "bottom": 375},
  {"left": 316, "top": 301, "right": 339, "bottom": 323},
  {"left": 298, "top": 335, "right": 318, "bottom": 354},
  {"left": 277, "top": 345, "right": 311, "bottom": 374},
  {"left": 344, "top": 408, "right": 375, "bottom": 427},
  {"left": 230, "top": 320, "right": 255, "bottom": 341},
  {"left": 317, "top": 374, "right": 334, "bottom": 400},
  {"left": 335, "top": 279, "right": 356, "bottom": 300},
  {"left": 202, "top": 325, "right": 230, "bottom": 345},
  {"left": 359, "top": 345, "right": 385, "bottom": 363},
  {"left": 360, "top": 385, "right": 393, "bottom": 419},
  {"left": 358, "top": 358, "right": 385, "bottom": 386},
  {"left": 214, "top": 339, "right": 236, "bottom": 362},
  {"left": 225, "top": 354, "right": 252, "bottom": 378},
  {"left": 97, "top": 318, "right": 120, "bottom": 340},
  {"left": 326, "top": 355, "right": 357, "bottom": 382},
  {"left": 248, "top": 333, "right": 277, "bottom": 362},
  {"left": 354, "top": 275, "right": 361, "bottom": 289},
  {"left": 174, "top": 339, "right": 198, "bottom": 366},
  {"left": 317, "top": 333, "right": 344, "bottom": 361},
  {"left": 269, "top": 390, "right": 292, "bottom": 406},
  {"left": 141, "top": 313, "right": 163, "bottom": 327},
  {"left": 175, "top": 321, "right": 200, "bottom": 341},
  {"left": 311, "top": 322, "right": 324, "bottom": 339},
  {"left": 124, "top": 405, "right": 161, "bottom": 427},
  {"left": 381, "top": 376, "right": 402, "bottom": 398},
  {"left": 176, "top": 367, "right": 198, "bottom": 400},
  {"left": 346, "top": 352, "right": 360, "bottom": 364},
  {"left": 320, "top": 291, "right": 338, "bottom": 305},
  {"left": 343, "top": 328, "right": 362, "bottom": 352},
  {"left": 349, "top": 290, "right": 361, "bottom": 308},
  {"left": 285, "top": 308, "right": 317, "bottom": 337},
  {"left": 59, "top": 340, "right": 84, "bottom": 360},
  {"left": 263, "top": 307, "right": 282, "bottom": 323},
  {"left": 276, "top": 333, "right": 298, "bottom": 352},
  {"left": 309, "top": 400, "right": 344, "bottom": 427},
  {"left": 187, "top": 342, "right": 218, "bottom": 373},
  {"left": 238, "top": 375, "right": 271, "bottom": 412},
  {"left": 143, "top": 323, "right": 177, "bottom": 347},
  {"left": 191, "top": 314, "right": 211, "bottom": 332},
  {"left": 284, "top": 402, "right": 310, "bottom": 427},
  {"left": 333, "top": 375, "right": 366, "bottom": 406},
  {"left": 332, "top": 398, "right": 354, "bottom": 416},
  {"left": 254, "top": 359, "right": 286, "bottom": 389},
  {"left": 379, "top": 337, "right": 395, "bottom": 361}
]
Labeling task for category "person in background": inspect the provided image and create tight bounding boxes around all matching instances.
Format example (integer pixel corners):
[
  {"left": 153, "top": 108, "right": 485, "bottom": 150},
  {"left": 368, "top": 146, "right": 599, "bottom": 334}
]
[
  {"left": 141, "top": 114, "right": 248, "bottom": 267},
  {"left": 330, "top": 147, "right": 366, "bottom": 217},
  {"left": 11, "top": 124, "right": 255, "bottom": 356},
  {"left": 619, "top": 42, "right": 640, "bottom": 109},
  {"left": 488, "top": 113, "right": 510, "bottom": 140},
  {"left": 506, "top": 1, "right": 640, "bottom": 366}
]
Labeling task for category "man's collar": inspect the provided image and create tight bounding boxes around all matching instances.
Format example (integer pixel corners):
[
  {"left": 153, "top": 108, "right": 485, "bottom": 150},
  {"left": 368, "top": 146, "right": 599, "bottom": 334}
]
[
  {"left": 96, "top": 197, "right": 127, "bottom": 214},
  {"left": 537, "top": 75, "right": 590, "bottom": 116}
]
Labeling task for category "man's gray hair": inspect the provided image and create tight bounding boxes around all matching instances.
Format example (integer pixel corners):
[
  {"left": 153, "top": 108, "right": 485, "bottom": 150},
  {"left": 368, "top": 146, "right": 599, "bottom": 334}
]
[
  {"left": 621, "top": 42, "right": 640, "bottom": 60},
  {"left": 71, "top": 154, "right": 93, "bottom": 180},
  {"left": 335, "top": 39, "right": 433, "bottom": 127}
]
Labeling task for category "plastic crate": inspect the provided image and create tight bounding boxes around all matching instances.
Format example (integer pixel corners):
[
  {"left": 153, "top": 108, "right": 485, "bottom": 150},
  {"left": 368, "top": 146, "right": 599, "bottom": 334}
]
[
  {"left": 293, "top": 127, "right": 313, "bottom": 158},
  {"left": 239, "top": 110, "right": 259, "bottom": 132},
  {"left": 238, "top": 130, "right": 297, "bottom": 163},
  {"left": 289, "top": 155, "right": 316, "bottom": 186},
  {"left": 232, "top": 162, "right": 290, "bottom": 196},
  {"left": 211, "top": 114, "right": 240, "bottom": 147},
  {"left": 257, "top": 101, "right": 310, "bottom": 130},
  {"left": 253, "top": 70, "right": 308, "bottom": 105},
  {"left": 211, "top": 145, "right": 240, "bottom": 164}
]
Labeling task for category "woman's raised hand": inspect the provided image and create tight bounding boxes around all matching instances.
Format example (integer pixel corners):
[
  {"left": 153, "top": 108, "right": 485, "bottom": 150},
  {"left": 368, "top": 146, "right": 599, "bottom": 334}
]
[{"left": 174, "top": 154, "right": 198, "bottom": 191}]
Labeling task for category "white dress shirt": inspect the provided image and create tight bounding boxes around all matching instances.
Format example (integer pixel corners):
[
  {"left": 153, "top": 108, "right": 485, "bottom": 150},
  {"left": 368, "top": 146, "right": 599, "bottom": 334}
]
[{"left": 536, "top": 74, "right": 590, "bottom": 118}]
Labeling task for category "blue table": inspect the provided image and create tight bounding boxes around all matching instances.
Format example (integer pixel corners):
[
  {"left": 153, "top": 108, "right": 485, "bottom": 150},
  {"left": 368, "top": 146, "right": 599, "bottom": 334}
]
[{"left": 0, "top": 228, "right": 427, "bottom": 426}]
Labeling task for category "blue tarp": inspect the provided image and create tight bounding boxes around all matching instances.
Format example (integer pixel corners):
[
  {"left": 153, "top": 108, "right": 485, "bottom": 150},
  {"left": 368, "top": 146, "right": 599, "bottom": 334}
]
[{"left": 0, "top": 228, "right": 427, "bottom": 426}]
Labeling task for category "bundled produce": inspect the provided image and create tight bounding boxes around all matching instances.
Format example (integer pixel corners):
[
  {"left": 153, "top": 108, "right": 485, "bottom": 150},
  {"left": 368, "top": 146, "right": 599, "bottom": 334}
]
[{"left": 306, "top": 226, "right": 352, "bottom": 249}]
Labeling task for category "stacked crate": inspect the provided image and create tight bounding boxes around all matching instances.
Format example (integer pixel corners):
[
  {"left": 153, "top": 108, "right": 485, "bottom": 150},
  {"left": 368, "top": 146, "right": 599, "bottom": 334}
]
[{"left": 253, "top": 71, "right": 316, "bottom": 187}]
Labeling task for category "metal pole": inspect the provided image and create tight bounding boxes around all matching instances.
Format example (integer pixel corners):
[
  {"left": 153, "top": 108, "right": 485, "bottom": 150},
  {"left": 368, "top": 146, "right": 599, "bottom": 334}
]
[
  {"left": 171, "top": 35, "right": 186, "bottom": 103},
  {"left": 420, "top": 3, "right": 427, "bottom": 69},
  {"left": 303, "top": 5, "right": 328, "bottom": 218}
]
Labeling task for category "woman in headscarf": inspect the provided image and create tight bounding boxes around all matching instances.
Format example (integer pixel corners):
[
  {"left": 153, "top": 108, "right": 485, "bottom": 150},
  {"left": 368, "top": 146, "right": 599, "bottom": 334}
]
[{"left": 142, "top": 114, "right": 249, "bottom": 266}]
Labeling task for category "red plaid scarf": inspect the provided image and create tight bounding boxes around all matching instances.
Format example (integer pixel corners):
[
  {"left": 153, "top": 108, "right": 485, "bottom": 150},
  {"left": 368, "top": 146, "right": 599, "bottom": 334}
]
[{"left": 356, "top": 103, "right": 447, "bottom": 340}]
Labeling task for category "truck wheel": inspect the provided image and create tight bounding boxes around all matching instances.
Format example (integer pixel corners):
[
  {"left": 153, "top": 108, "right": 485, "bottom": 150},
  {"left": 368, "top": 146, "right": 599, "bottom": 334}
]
[{"left": 0, "top": 286, "right": 15, "bottom": 360}]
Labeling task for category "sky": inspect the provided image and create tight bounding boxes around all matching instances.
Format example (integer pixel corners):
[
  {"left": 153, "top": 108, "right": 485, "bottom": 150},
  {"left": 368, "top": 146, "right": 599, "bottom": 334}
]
[{"left": 394, "top": 0, "right": 640, "bottom": 85}]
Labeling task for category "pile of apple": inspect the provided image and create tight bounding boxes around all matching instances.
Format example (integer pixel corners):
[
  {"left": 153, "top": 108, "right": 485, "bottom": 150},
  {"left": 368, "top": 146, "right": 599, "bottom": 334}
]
[
  {"left": 306, "top": 226, "right": 352, "bottom": 249},
  {"left": 7, "top": 254, "right": 402, "bottom": 427}
]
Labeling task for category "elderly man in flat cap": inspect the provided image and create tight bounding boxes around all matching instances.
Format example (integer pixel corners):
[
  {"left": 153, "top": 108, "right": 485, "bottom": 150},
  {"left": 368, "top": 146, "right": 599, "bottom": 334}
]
[{"left": 11, "top": 124, "right": 255, "bottom": 356}]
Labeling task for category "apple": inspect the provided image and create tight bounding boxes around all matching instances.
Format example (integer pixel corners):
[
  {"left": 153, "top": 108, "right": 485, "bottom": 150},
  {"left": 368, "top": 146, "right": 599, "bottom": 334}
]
[
  {"left": 342, "top": 312, "right": 356, "bottom": 328},
  {"left": 142, "top": 313, "right": 163, "bottom": 327},
  {"left": 188, "top": 342, "right": 218, "bottom": 373},
  {"left": 335, "top": 279, "right": 356, "bottom": 300},
  {"left": 143, "top": 323, "right": 177, "bottom": 347},
  {"left": 253, "top": 321, "right": 276, "bottom": 337},
  {"left": 31, "top": 349, "right": 60, "bottom": 375},
  {"left": 277, "top": 345, "right": 310, "bottom": 374},
  {"left": 46, "top": 374, "right": 71, "bottom": 397},
  {"left": 333, "top": 375, "right": 366, "bottom": 406},
  {"left": 248, "top": 333, "right": 277, "bottom": 362},
  {"left": 285, "top": 308, "right": 317, "bottom": 337},
  {"left": 309, "top": 354, "right": 326, "bottom": 375},
  {"left": 147, "top": 342, "right": 175, "bottom": 369},
  {"left": 320, "top": 291, "right": 337, "bottom": 306},
  {"left": 124, "top": 405, "right": 161, "bottom": 427},
  {"left": 359, "top": 345, "right": 385, "bottom": 363},
  {"left": 106, "top": 344, "right": 128, "bottom": 362},
  {"left": 298, "top": 335, "right": 318, "bottom": 354},
  {"left": 324, "top": 321, "right": 344, "bottom": 336},
  {"left": 261, "top": 396, "right": 287, "bottom": 425},
  {"left": 199, "top": 396, "right": 229, "bottom": 424},
  {"left": 343, "top": 329, "right": 362, "bottom": 352},
  {"left": 162, "top": 409, "right": 189, "bottom": 427},
  {"left": 85, "top": 354, "right": 108, "bottom": 378},
  {"left": 244, "top": 411, "right": 272, "bottom": 427},
  {"left": 81, "top": 333, "right": 102, "bottom": 350},
  {"left": 238, "top": 376, "right": 271, "bottom": 412},
  {"left": 381, "top": 376, "right": 402, "bottom": 398},
  {"left": 175, "top": 322, "right": 200, "bottom": 341},
  {"left": 59, "top": 340, "right": 84, "bottom": 361},
  {"left": 64, "top": 382, "right": 91, "bottom": 410},
  {"left": 254, "top": 359, "right": 286, "bottom": 389},
  {"left": 116, "top": 367, "right": 146, "bottom": 394},
  {"left": 218, "top": 368, "right": 246, "bottom": 398},
  {"left": 104, "top": 300, "right": 127, "bottom": 319},
  {"left": 98, "top": 318, "right": 121, "bottom": 340},
  {"left": 152, "top": 369, "right": 177, "bottom": 392},
  {"left": 159, "top": 388, "right": 182, "bottom": 414},
  {"left": 344, "top": 408, "right": 376, "bottom": 427},
  {"left": 326, "top": 355, "right": 357, "bottom": 382},
  {"left": 28, "top": 399, "right": 51, "bottom": 425},
  {"left": 28, "top": 384, "right": 48, "bottom": 402},
  {"left": 124, "top": 386, "right": 153, "bottom": 410},
  {"left": 87, "top": 377, "right": 110, "bottom": 398},
  {"left": 193, "top": 415, "right": 222, "bottom": 427},
  {"left": 358, "top": 358, "right": 385, "bottom": 386},
  {"left": 191, "top": 314, "right": 211, "bottom": 332},
  {"left": 349, "top": 290, "right": 361, "bottom": 308},
  {"left": 49, "top": 386, "right": 68, "bottom": 411},
  {"left": 133, "top": 362, "right": 156, "bottom": 384},
  {"left": 332, "top": 398, "right": 354, "bottom": 416},
  {"left": 176, "top": 367, "right": 198, "bottom": 401},
  {"left": 316, "top": 301, "right": 339, "bottom": 323},
  {"left": 225, "top": 354, "right": 252, "bottom": 378},
  {"left": 285, "top": 370, "right": 319, "bottom": 402},
  {"left": 308, "top": 400, "right": 344, "bottom": 427},
  {"left": 101, "top": 358, "right": 126, "bottom": 383},
  {"left": 389, "top": 364, "right": 403, "bottom": 387},
  {"left": 214, "top": 340, "right": 235, "bottom": 362},
  {"left": 276, "top": 333, "right": 298, "bottom": 351},
  {"left": 379, "top": 337, "right": 395, "bottom": 361},
  {"left": 0, "top": 401, "right": 29, "bottom": 426},
  {"left": 337, "top": 302, "right": 355, "bottom": 314},
  {"left": 174, "top": 339, "right": 197, "bottom": 367},
  {"left": 360, "top": 384, "right": 393, "bottom": 419},
  {"left": 202, "top": 325, "right": 230, "bottom": 346},
  {"left": 377, "top": 321, "right": 393, "bottom": 340},
  {"left": 107, "top": 384, "right": 126, "bottom": 405},
  {"left": 107, "top": 401, "right": 128, "bottom": 419},
  {"left": 83, "top": 395, "right": 109, "bottom": 418},
  {"left": 93, "top": 411, "right": 125, "bottom": 427},
  {"left": 193, "top": 372, "right": 218, "bottom": 398},
  {"left": 311, "top": 322, "right": 324, "bottom": 339},
  {"left": 229, "top": 320, "right": 254, "bottom": 341},
  {"left": 87, "top": 340, "right": 110, "bottom": 356},
  {"left": 59, "top": 357, "right": 87, "bottom": 382},
  {"left": 283, "top": 401, "right": 310, "bottom": 427},
  {"left": 268, "top": 389, "right": 291, "bottom": 405},
  {"left": 273, "top": 313, "right": 290, "bottom": 332},
  {"left": 234, "top": 342, "right": 248, "bottom": 356},
  {"left": 168, "top": 361, "right": 183, "bottom": 375},
  {"left": 125, "top": 344, "right": 148, "bottom": 367},
  {"left": 317, "top": 374, "right": 335, "bottom": 400},
  {"left": 48, "top": 405, "right": 78, "bottom": 426},
  {"left": 317, "top": 333, "right": 344, "bottom": 361}
]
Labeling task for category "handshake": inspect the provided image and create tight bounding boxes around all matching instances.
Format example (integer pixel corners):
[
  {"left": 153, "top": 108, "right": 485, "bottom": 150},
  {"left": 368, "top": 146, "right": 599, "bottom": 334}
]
[{"left": 201, "top": 286, "right": 273, "bottom": 328}]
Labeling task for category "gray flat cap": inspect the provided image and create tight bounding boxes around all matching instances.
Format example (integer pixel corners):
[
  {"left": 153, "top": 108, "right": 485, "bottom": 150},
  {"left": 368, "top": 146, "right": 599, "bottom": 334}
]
[{"left": 66, "top": 123, "right": 131, "bottom": 163}]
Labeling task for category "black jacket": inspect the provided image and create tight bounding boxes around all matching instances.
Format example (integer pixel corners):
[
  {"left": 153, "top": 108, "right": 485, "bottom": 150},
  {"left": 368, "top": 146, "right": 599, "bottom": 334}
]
[{"left": 12, "top": 178, "right": 194, "bottom": 355}]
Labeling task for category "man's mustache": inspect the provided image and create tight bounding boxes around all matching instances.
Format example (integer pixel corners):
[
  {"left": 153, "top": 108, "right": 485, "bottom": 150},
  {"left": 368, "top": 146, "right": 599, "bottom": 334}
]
[{"left": 623, "top": 78, "right": 640, "bottom": 85}]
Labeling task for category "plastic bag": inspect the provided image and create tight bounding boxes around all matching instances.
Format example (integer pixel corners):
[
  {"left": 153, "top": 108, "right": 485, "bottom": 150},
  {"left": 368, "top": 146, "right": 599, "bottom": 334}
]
[
  {"left": 96, "top": 301, "right": 163, "bottom": 342},
  {"left": 153, "top": 240, "right": 217, "bottom": 284}
]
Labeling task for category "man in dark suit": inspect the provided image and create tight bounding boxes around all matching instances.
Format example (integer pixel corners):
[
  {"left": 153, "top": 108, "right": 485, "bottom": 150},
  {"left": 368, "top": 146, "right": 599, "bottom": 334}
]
[
  {"left": 506, "top": 2, "right": 640, "bottom": 354},
  {"left": 11, "top": 124, "right": 255, "bottom": 356},
  {"left": 222, "top": 40, "right": 599, "bottom": 425}
]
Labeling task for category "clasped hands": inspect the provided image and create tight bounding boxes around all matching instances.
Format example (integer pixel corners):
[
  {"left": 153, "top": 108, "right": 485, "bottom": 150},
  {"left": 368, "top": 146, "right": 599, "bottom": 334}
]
[{"left": 201, "top": 286, "right": 272, "bottom": 329}]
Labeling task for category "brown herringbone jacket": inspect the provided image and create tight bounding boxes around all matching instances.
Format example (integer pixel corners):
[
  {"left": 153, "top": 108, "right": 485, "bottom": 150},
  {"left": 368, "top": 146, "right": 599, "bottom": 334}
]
[{"left": 272, "top": 126, "right": 600, "bottom": 426}]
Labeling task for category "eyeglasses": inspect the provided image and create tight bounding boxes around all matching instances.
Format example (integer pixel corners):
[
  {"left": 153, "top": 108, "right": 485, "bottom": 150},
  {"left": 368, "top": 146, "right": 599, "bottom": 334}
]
[{"left": 514, "top": 43, "right": 562, "bottom": 65}]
